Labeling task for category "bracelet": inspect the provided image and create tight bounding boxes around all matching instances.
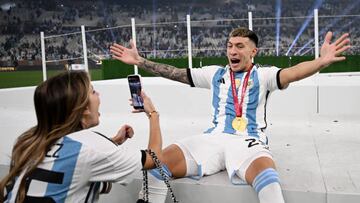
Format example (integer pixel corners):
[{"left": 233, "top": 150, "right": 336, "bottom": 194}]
[{"left": 147, "top": 110, "right": 159, "bottom": 118}]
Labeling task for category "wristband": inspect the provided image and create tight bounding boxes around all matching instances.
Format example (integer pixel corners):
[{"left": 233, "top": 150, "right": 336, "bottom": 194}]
[{"left": 147, "top": 110, "right": 159, "bottom": 118}]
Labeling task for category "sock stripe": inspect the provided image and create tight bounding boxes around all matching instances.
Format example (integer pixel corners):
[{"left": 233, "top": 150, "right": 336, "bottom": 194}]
[
  {"left": 254, "top": 176, "right": 280, "bottom": 193},
  {"left": 149, "top": 165, "right": 172, "bottom": 180},
  {"left": 253, "top": 168, "right": 277, "bottom": 187},
  {"left": 253, "top": 168, "right": 280, "bottom": 193}
]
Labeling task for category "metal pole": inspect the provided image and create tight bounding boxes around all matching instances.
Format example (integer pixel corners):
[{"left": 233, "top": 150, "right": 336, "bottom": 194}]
[
  {"left": 131, "top": 18, "right": 138, "bottom": 74},
  {"left": 248, "top": 11, "right": 253, "bottom": 31},
  {"left": 314, "top": 9, "right": 320, "bottom": 113},
  {"left": 40, "top": 32, "right": 47, "bottom": 81},
  {"left": 314, "top": 9, "right": 319, "bottom": 59},
  {"left": 312, "top": 9, "right": 320, "bottom": 113},
  {"left": 248, "top": 12, "right": 254, "bottom": 62},
  {"left": 187, "top": 14, "right": 193, "bottom": 69},
  {"left": 81, "top": 25, "right": 89, "bottom": 73}
]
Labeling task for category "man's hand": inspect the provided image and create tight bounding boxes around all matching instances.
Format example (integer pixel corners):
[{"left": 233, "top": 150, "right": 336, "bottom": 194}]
[
  {"left": 279, "top": 32, "right": 351, "bottom": 88},
  {"left": 112, "top": 124, "right": 134, "bottom": 145},
  {"left": 110, "top": 40, "right": 142, "bottom": 65},
  {"left": 319, "top": 32, "right": 350, "bottom": 68}
]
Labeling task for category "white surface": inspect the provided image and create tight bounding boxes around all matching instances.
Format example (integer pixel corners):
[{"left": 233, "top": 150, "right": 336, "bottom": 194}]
[{"left": 1, "top": 74, "right": 360, "bottom": 203}]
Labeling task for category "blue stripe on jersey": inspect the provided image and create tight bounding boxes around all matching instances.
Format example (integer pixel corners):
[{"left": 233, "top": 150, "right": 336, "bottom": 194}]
[
  {"left": 246, "top": 70, "right": 260, "bottom": 137},
  {"left": 45, "top": 137, "right": 82, "bottom": 203},
  {"left": 5, "top": 191, "right": 11, "bottom": 202},
  {"left": 224, "top": 71, "right": 245, "bottom": 134},
  {"left": 205, "top": 68, "right": 226, "bottom": 133},
  {"left": 224, "top": 84, "right": 236, "bottom": 134}
]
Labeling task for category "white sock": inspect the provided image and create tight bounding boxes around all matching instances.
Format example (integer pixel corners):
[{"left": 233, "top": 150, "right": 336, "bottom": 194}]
[
  {"left": 252, "top": 168, "right": 285, "bottom": 203},
  {"left": 139, "top": 170, "right": 169, "bottom": 203}
]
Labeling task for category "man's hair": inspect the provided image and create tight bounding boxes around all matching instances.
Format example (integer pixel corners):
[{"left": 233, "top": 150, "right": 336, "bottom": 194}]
[{"left": 229, "top": 27, "right": 258, "bottom": 47}]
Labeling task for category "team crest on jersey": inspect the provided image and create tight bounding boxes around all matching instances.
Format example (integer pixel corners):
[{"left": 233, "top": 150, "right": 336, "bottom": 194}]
[
  {"left": 235, "top": 79, "right": 241, "bottom": 88},
  {"left": 247, "top": 80, "right": 253, "bottom": 88}
]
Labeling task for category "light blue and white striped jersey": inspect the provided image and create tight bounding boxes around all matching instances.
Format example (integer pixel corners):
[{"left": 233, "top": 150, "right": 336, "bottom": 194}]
[
  {"left": 5, "top": 129, "right": 142, "bottom": 203},
  {"left": 187, "top": 64, "right": 282, "bottom": 143}
]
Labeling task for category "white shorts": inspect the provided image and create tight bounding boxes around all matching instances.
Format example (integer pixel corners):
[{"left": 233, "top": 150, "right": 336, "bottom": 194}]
[{"left": 174, "top": 133, "right": 272, "bottom": 185}]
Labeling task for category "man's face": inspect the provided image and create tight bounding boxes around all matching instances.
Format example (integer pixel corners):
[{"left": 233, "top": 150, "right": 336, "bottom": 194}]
[{"left": 226, "top": 36, "right": 258, "bottom": 72}]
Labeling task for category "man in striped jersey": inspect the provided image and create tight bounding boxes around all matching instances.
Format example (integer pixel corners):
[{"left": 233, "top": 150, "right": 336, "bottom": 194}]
[{"left": 111, "top": 27, "right": 350, "bottom": 203}]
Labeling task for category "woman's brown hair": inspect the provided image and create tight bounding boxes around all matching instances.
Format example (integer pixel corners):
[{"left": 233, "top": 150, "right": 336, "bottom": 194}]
[{"left": 0, "top": 71, "right": 91, "bottom": 202}]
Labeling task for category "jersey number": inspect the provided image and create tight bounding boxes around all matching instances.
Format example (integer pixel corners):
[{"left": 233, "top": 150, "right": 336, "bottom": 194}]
[
  {"left": 245, "top": 138, "right": 260, "bottom": 148},
  {"left": 24, "top": 168, "right": 64, "bottom": 203},
  {"left": 45, "top": 143, "right": 63, "bottom": 158}
]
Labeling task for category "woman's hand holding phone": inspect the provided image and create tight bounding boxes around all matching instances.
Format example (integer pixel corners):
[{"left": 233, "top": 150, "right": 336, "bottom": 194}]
[
  {"left": 130, "top": 91, "right": 157, "bottom": 116},
  {"left": 140, "top": 91, "right": 157, "bottom": 116}
]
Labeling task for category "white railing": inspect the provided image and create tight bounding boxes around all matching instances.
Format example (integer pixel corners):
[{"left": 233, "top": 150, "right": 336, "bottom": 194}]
[{"left": 39, "top": 11, "right": 360, "bottom": 81}]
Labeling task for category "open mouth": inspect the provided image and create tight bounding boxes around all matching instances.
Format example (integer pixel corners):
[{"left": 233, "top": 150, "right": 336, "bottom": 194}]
[{"left": 230, "top": 59, "right": 240, "bottom": 65}]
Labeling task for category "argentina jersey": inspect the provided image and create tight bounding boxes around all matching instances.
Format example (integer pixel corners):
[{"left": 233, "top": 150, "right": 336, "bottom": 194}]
[
  {"left": 5, "top": 129, "right": 142, "bottom": 203},
  {"left": 188, "top": 64, "right": 282, "bottom": 143}
]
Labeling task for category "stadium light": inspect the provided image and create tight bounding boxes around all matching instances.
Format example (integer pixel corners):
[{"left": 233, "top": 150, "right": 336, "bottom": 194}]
[
  {"left": 300, "top": 20, "right": 354, "bottom": 56},
  {"left": 152, "top": 0, "right": 158, "bottom": 58},
  {"left": 295, "top": 0, "right": 360, "bottom": 56},
  {"left": 285, "top": 0, "right": 324, "bottom": 56},
  {"left": 275, "top": 0, "right": 281, "bottom": 56}
]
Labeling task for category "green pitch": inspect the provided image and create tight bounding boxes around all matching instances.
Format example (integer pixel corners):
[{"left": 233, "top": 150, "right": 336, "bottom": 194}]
[{"left": 0, "top": 69, "right": 103, "bottom": 89}]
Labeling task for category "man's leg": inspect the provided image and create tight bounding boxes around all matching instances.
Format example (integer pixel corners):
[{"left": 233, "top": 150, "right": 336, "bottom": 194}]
[
  {"left": 142, "top": 133, "right": 223, "bottom": 202},
  {"left": 245, "top": 157, "right": 285, "bottom": 203},
  {"left": 162, "top": 144, "right": 187, "bottom": 177},
  {"left": 139, "top": 144, "right": 187, "bottom": 202},
  {"left": 227, "top": 136, "right": 284, "bottom": 203}
]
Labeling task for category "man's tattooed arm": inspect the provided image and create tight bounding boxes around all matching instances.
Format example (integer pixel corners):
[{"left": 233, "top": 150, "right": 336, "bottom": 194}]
[{"left": 138, "top": 58, "right": 190, "bottom": 85}]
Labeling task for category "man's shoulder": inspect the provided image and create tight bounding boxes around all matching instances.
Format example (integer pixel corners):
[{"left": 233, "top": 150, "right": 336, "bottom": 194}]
[
  {"left": 191, "top": 65, "right": 228, "bottom": 77},
  {"left": 199, "top": 64, "right": 226, "bottom": 70},
  {"left": 255, "top": 63, "right": 278, "bottom": 69},
  {"left": 254, "top": 64, "right": 281, "bottom": 74}
]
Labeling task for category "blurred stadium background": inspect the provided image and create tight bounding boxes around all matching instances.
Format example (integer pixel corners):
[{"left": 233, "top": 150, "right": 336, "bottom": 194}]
[{"left": 0, "top": 0, "right": 359, "bottom": 88}]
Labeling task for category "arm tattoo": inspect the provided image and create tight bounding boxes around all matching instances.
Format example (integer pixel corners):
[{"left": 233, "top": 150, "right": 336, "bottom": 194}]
[{"left": 139, "top": 58, "right": 190, "bottom": 84}]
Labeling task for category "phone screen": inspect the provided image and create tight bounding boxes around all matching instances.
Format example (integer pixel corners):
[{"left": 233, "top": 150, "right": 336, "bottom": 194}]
[{"left": 128, "top": 75, "right": 144, "bottom": 109}]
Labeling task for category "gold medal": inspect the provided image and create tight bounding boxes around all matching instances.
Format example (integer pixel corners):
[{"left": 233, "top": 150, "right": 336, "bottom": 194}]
[
  {"left": 229, "top": 65, "right": 253, "bottom": 133},
  {"left": 232, "top": 117, "right": 247, "bottom": 132},
  {"left": 235, "top": 79, "right": 241, "bottom": 88}
]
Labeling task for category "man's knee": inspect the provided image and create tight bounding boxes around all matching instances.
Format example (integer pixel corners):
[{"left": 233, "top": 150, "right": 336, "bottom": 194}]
[
  {"left": 245, "top": 156, "right": 276, "bottom": 184},
  {"left": 161, "top": 144, "right": 187, "bottom": 178}
]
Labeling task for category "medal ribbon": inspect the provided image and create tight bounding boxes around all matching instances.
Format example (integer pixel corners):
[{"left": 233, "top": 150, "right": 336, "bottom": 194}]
[{"left": 230, "top": 64, "right": 253, "bottom": 117}]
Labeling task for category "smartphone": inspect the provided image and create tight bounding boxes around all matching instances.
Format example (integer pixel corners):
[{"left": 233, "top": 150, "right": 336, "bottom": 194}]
[{"left": 127, "top": 74, "right": 144, "bottom": 109}]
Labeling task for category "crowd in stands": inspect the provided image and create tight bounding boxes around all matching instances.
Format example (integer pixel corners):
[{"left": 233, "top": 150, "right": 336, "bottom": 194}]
[{"left": 0, "top": 0, "right": 359, "bottom": 66}]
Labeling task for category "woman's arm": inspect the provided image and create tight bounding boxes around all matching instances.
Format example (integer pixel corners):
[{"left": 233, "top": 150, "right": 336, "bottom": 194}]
[{"left": 134, "top": 91, "right": 163, "bottom": 169}]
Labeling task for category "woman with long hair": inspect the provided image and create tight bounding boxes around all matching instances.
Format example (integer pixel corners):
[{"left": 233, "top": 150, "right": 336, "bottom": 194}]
[{"left": 0, "top": 71, "right": 163, "bottom": 202}]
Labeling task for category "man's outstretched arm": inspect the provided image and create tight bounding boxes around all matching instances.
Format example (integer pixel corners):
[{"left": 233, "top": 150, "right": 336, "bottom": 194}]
[
  {"left": 279, "top": 32, "right": 350, "bottom": 89},
  {"left": 110, "top": 40, "right": 190, "bottom": 84}
]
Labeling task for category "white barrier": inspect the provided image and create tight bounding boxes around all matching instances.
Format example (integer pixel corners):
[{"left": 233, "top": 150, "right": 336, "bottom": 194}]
[{"left": 1, "top": 74, "right": 360, "bottom": 202}]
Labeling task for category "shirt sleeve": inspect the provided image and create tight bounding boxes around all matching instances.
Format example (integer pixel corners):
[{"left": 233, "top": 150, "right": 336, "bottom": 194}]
[
  {"left": 258, "top": 65, "right": 285, "bottom": 91},
  {"left": 187, "top": 65, "right": 221, "bottom": 89},
  {"left": 89, "top": 146, "right": 142, "bottom": 184},
  {"left": 74, "top": 131, "right": 142, "bottom": 184}
]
